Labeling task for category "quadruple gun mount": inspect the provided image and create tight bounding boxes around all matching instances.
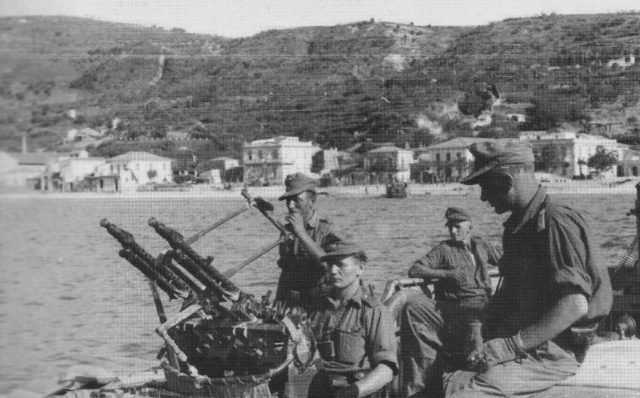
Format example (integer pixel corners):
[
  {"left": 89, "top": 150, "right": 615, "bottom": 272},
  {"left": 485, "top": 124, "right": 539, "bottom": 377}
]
[{"left": 100, "top": 190, "right": 315, "bottom": 380}]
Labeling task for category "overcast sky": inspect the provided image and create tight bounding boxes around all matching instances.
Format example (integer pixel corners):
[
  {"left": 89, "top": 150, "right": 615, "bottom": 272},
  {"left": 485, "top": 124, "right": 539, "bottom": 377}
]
[{"left": 1, "top": 0, "right": 639, "bottom": 38}]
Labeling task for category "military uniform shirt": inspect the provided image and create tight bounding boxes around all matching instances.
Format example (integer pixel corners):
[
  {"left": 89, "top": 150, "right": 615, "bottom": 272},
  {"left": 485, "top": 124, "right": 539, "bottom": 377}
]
[
  {"left": 487, "top": 186, "right": 613, "bottom": 348},
  {"left": 275, "top": 212, "right": 343, "bottom": 304},
  {"left": 408, "top": 237, "right": 502, "bottom": 301},
  {"left": 309, "top": 286, "right": 398, "bottom": 373}
]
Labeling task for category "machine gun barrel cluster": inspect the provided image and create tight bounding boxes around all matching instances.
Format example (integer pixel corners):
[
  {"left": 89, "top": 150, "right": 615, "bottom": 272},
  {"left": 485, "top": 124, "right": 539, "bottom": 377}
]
[{"left": 100, "top": 193, "right": 315, "bottom": 382}]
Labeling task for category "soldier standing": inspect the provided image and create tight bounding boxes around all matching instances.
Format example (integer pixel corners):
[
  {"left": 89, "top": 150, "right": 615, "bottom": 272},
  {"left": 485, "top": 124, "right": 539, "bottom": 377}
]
[{"left": 275, "top": 172, "right": 344, "bottom": 310}]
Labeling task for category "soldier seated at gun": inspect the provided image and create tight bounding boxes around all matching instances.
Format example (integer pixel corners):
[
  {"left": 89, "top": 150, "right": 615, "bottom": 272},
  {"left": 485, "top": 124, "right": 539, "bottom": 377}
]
[{"left": 308, "top": 242, "right": 398, "bottom": 398}]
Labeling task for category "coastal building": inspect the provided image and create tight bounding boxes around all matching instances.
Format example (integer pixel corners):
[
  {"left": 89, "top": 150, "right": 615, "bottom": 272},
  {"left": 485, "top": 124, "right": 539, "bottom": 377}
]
[
  {"left": 58, "top": 151, "right": 106, "bottom": 192},
  {"left": 412, "top": 137, "right": 489, "bottom": 182},
  {"left": 93, "top": 151, "right": 173, "bottom": 192},
  {"left": 618, "top": 149, "right": 640, "bottom": 177},
  {"left": 0, "top": 151, "right": 59, "bottom": 189},
  {"left": 520, "top": 130, "right": 626, "bottom": 178},
  {"left": 362, "top": 146, "right": 415, "bottom": 183},
  {"left": 311, "top": 148, "right": 341, "bottom": 176},
  {"left": 242, "top": 136, "right": 321, "bottom": 186}
]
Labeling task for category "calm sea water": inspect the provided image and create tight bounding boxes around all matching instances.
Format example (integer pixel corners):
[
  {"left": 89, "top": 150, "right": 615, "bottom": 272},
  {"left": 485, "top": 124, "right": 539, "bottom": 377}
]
[{"left": 0, "top": 192, "right": 635, "bottom": 393}]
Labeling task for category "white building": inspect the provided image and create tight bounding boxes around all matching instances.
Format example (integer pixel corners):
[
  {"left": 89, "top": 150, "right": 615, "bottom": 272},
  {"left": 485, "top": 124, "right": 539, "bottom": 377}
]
[
  {"left": 607, "top": 54, "right": 636, "bottom": 69},
  {"left": 363, "top": 146, "right": 415, "bottom": 182},
  {"left": 243, "top": 136, "right": 321, "bottom": 185},
  {"left": 415, "top": 137, "right": 490, "bottom": 181},
  {"left": 0, "top": 151, "right": 59, "bottom": 189},
  {"left": 94, "top": 151, "right": 174, "bottom": 192},
  {"left": 58, "top": 151, "right": 106, "bottom": 191},
  {"left": 520, "top": 131, "right": 626, "bottom": 178}
]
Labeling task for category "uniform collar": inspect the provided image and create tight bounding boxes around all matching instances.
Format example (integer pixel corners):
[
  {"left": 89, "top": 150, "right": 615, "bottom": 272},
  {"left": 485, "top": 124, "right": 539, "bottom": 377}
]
[
  {"left": 324, "top": 285, "right": 373, "bottom": 309},
  {"left": 305, "top": 211, "right": 320, "bottom": 230},
  {"left": 504, "top": 185, "right": 548, "bottom": 235}
]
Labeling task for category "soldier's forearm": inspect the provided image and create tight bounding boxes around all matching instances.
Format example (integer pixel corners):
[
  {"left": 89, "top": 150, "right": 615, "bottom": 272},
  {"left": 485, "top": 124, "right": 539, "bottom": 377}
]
[
  {"left": 353, "top": 363, "right": 394, "bottom": 397},
  {"left": 294, "top": 229, "right": 327, "bottom": 262},
  {"left": 408, "top": 264, "right": 449, "bottom": 280},
  {"left": 519, "top": 293, "right": 589, "bottom": 349}
]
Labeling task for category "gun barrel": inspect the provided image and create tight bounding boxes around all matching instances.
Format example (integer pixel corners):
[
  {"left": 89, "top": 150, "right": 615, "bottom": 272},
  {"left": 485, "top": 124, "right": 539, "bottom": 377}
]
[
  {"left": 172, "top": 249, "right": 238, "bottom": 300},
  {"left": 148, "top": 218, "right": 241, "bottom": 299},
  {"left": 162, "top": 251, "right": 207, "bottom": 295},
  {"left": 101, "top": 219, "right": 192, "bottom": 294},
  {"left": 119, "top": 248, "right": 187, "bottom": 299}
]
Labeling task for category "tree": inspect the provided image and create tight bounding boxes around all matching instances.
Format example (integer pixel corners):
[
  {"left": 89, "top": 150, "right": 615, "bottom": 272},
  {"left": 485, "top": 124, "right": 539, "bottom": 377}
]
[{"left": 587, "top": 146, "right": 617, "bottom": 174}]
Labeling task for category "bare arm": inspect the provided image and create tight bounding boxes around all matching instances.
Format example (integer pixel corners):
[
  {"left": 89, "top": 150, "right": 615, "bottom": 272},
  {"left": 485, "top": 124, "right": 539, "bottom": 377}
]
[
  {"left": 353, "top": 363, "right": 394, "bottom": 397},
  {"left": 519, "top": 293, "right": 588, "bottom": 349},
  {"left": 285, "top": 211, "right": 327, "bottom": 262}
]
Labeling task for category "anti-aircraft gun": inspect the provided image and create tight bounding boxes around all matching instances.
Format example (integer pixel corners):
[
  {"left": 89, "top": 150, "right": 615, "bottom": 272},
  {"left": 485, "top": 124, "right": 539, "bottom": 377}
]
[{"left": 101, "top": 190, "right": 315, "bottom": 395}]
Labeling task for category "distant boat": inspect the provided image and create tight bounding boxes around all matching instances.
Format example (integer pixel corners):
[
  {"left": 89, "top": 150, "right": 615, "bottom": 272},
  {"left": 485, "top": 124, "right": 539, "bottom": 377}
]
[{"left": 385, "top": 182, "right": 407, "bottom": 198}]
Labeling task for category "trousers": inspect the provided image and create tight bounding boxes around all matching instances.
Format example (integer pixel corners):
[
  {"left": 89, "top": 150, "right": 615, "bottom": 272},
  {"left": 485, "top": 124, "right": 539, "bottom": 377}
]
[
  {"left": 399, "top": 294, "right": 489, "bottom": 398},
  {"left": 443, "top": 341, "right": 580, "bottom": 397}
]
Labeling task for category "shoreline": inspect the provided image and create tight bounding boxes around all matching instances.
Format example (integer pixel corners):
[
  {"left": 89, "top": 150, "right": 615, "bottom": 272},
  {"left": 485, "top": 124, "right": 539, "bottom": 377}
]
[{"left": 0, "top": 180, "right": 638, "bottom": 200}]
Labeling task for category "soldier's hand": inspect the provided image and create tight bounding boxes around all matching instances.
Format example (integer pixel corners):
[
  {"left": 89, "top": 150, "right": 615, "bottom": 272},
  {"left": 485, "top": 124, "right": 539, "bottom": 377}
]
[
  {"left": 285, "top": 210, "right": 306, "bottom": 235},
  {"left": 333, "top": 384, "right": 359, "bottom": 398},
  {"left": 466, "top": 335, "right": 526, "bottom": 372},
  {"left": 443, "top": 269, "right": 466, "bottom": 287}
]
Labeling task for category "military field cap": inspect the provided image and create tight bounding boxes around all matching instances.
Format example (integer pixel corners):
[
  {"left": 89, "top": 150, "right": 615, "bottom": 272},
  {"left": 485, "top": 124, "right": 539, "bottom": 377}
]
[
  {"left": 320, "top": 241, "right": 367, "bottom": 262},
  {"left": 445, "top": 207, "right": 472, "bottom": 224},
  {"left": 278, "top": 172, "right": 318, "bottom": 201},
  {"left": 460, "top": 140, "right": 534, "bottom": 185}
]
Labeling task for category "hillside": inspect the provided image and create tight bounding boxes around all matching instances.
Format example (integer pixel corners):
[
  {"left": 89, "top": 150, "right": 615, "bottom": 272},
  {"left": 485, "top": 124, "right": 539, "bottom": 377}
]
[{"left": 1, "top": 13, "right": 640, "bottom": 157}]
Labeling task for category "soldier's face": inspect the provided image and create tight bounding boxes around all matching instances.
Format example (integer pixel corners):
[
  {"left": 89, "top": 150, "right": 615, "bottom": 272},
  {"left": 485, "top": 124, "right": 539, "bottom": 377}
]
[
  {"left": 478, "top": 173, "right": 512, "bottom": 214},
  {"left": 286, "top": 191, "right": 315, "bottom": 221},
  {"left": 448, "top": 221, "right": 472, "bottom": 242},
  {"left": 327, "top": 256, "right": 363, "bottom": 289}
]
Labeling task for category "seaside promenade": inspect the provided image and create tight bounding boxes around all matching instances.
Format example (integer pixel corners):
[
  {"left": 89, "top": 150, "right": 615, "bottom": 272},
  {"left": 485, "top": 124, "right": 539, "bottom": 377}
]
[{"left": 1, "top": 177, "right": 639, "bottom": 200}]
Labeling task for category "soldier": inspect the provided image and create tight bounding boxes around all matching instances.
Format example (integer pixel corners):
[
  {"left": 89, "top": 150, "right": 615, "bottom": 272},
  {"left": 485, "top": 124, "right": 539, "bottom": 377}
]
[
  {"left": 444, "top": 140, "right": 612, "bottom": 397},
  {"left": 307, "top": 242, "right": 398, "bottom": 398},
  {"left": 275, "top": 172, "right": 344, "bottom": 310},
  {"left": 400, "top": 207, "right": 502, "bottom": 398}
]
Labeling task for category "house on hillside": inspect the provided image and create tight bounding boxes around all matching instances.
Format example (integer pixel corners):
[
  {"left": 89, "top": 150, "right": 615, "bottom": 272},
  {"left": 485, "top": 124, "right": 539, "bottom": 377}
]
[
  {"left": 520, "top": 130, "right": 626, "bottom": 178},
  {"left": 92, "top": 151, "right": 173, "bottom": 192},
  {"left": 363, "top": 146, "right": 415, "bottom": 183},
  {"left": 607, "top": 54, "right": 636, "bottom": 69},
  {"left": 242, "top": 136, "right": 320, "bottom": 186},
  {"left": 412, "top": 137, "right": 489, "bottom": 183}
]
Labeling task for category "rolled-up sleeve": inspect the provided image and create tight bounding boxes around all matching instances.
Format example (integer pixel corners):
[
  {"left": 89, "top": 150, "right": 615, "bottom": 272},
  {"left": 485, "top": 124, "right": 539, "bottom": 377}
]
[
  {"left": 547, "top": 207, "right": 593, "bottom": 299},
  {"left": 365, "top": 305, "right": 398, "bottom": 374},
  {"left": 408, "top": 245, "right": 445, "bottom": 278}
]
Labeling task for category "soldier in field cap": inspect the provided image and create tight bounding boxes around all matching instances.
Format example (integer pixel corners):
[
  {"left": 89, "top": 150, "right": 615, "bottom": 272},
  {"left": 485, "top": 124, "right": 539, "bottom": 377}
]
[
  {"left": 442, "top": 140, "right": 612, "bottom": 397},
  {"left": 274, "top": 172, "right": 345, "bottom": 310},
  {"left": 400, "top": 206, "right": 502, "bottom": 398},
  {"left": 307, "top": 242, "right": 398, "bottom": 398}
]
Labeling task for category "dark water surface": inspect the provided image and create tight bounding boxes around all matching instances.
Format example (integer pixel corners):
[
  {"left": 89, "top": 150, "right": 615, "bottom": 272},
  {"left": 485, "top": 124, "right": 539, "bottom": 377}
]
[{"left": 0, "top": 193, "right": 635, "bottom": 392}]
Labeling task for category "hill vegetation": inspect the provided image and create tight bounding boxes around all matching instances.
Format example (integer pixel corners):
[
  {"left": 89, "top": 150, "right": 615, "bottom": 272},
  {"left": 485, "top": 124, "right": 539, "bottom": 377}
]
[{"left": 1, "top": 13, "right": 640, "bottom": 158}]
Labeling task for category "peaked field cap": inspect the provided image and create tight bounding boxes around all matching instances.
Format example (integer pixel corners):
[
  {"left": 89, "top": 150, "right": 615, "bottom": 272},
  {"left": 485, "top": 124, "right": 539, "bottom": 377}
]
[
  {"left": 445, "top": 207, "right": 472, "bottom": 223},
  {"left": 460, "top": 140, "right": 535, "bottom": 185},
  {"left": 278, "top": 172, "right": 318, "bottom": 200},
  {"left": 320, "top": 242, "right": 367, "bottom": 262}
]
